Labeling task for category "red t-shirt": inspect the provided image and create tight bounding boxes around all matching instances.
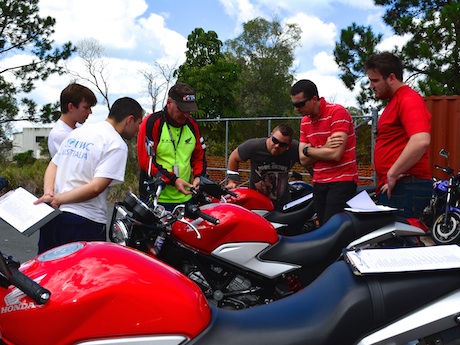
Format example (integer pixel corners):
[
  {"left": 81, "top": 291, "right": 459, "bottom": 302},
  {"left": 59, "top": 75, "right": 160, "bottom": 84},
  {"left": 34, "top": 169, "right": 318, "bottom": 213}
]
[
  {"left": 300, "top": 98, "right": 358, "bottom": 184},
  {"left": 374, "top": 85, "right": 432, "bottom": 190}
]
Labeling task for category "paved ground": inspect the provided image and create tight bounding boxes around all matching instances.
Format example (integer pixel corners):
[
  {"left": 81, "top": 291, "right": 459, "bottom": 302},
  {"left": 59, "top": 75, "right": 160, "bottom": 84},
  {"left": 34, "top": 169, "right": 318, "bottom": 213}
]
[
  {"left": 0, "top": 206, "right": 116, "bottom": 264},
  {"left": 0, "top": 218, "right": 39, "bottom": 264}
]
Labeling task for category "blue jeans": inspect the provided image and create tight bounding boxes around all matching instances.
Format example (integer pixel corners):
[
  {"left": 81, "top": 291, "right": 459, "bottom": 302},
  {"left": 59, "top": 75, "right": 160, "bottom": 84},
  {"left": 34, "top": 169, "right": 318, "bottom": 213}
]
[
  {"left": 38, "top": 212, "right": 106, "bottom": 254},
  {"left": 377, "top": 179, "right": 433, "bottom": 219}
]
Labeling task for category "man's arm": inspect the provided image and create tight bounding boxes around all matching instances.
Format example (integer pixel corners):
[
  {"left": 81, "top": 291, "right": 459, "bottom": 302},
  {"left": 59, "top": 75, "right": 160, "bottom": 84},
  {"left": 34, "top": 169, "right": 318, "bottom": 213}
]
[
  {"left": 225, "top": 148, "right": 243, "bottom": 189},
  {"left": 50, "top": 177, "right": 113, "bottom": 208},
  {"left": 299, "top": 132, "right": 346, "bottom": 167},
  {"left": 384, "top": 132, "right": 431, "bottom": 197}
]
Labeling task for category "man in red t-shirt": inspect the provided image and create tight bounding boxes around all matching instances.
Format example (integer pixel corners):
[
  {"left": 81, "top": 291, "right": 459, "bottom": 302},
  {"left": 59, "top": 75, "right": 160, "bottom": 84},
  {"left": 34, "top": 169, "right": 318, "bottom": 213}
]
[
  {"left": 291, "top": 79, "right": 358, "bottom": 225},
  {"left": 365, "top": 52, "right": 432, "bottom": 218}
]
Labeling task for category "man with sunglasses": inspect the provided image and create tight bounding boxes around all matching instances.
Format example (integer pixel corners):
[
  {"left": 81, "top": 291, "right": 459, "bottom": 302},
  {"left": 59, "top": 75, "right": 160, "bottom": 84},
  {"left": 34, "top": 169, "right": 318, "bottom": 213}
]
[
  {"left": 291, "top": 79, "right": 358, "bottom": 225},
  {"left": 225, "top": 124, "right": 301, "bottom": 209}
]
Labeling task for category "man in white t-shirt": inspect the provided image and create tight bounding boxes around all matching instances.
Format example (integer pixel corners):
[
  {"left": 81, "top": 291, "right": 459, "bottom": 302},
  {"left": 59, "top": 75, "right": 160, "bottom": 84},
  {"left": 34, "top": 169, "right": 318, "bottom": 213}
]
[
  {"left": 35, "top": 97, "right": 144, "bottom": 254},
  {"left": 48, "top": 83, "right": 97, "bottom": 157}
]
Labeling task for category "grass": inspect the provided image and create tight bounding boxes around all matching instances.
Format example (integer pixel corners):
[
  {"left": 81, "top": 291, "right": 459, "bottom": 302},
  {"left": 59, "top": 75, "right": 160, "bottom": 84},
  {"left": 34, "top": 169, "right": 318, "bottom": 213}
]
[{"left": 1, "top": 158, "right": 140, "bottom": 203}]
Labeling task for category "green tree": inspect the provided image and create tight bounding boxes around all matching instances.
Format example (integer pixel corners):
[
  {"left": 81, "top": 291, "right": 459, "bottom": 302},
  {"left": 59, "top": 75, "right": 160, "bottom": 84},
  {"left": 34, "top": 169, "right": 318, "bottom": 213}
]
[
  {"left": 0, "top": 0, "right": 74, "bottom": 151},
  {"left": 378, "top": 0, "right": 460, "bottom": 96},
  {"left": 334, "top": 1, "right": 460, "bottom": 110},
  {"left": 175, "top": 28, "right": 240, "bottom": 119},
  {"left": 175, "top": 28, "right": 241, "bottom": 155},
  {"left": 225, "top": 18, "right": 302, "bottom": 120},
  {"left": 333, "top": 23, "right": 383, "bottom": 113}
]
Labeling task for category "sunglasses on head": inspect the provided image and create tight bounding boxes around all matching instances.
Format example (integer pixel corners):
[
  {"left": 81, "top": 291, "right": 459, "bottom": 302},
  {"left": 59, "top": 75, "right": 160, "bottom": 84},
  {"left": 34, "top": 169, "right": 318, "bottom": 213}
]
[
  {"left": 271, "top": 136, "right": 290, "bottom": 148},
  {"left": 290, "top": 97, "right": 312, "bottom": 108}
]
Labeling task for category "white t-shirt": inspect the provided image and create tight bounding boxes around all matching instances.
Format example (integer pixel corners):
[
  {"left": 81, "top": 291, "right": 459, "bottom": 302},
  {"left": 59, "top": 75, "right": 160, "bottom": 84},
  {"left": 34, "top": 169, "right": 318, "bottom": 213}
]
[
  {"left": 52, "top": 121, "right": 128, "bottom": 223},
  {"left": 48, "top": 119, "right": 73, "bottom": 158}
]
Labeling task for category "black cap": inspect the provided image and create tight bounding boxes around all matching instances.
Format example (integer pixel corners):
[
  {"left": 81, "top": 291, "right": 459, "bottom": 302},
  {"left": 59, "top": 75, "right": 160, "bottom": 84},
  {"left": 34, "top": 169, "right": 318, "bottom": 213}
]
[{"left": 168, "top": 83, "right": 198, "bottom": 112}]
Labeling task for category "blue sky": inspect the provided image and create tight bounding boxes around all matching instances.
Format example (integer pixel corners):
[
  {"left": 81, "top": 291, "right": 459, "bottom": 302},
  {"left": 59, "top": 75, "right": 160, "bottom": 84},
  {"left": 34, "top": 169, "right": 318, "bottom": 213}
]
[{"left": 6, "top": 0, "right": 407, "bottom": 130}]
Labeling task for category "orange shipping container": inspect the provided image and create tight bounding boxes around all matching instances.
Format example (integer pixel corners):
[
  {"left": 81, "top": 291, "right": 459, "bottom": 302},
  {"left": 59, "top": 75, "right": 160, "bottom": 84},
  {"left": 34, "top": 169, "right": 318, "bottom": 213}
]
[{"left": 424, "top": 95, "right": 460, "bottom": 179}]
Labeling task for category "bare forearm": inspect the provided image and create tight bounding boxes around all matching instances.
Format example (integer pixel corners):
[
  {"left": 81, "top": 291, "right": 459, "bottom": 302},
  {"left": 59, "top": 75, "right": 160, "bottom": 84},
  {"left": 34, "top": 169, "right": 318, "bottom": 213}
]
[{"left": 388, "top": 132, "right": 430, "bottom": 179}]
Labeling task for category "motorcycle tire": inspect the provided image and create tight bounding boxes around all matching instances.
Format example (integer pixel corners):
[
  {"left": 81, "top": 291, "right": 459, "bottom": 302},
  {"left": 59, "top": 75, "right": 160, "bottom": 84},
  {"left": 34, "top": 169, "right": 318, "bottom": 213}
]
[{"left": 432, "top": 211, "right": 460, "bottom": 244}]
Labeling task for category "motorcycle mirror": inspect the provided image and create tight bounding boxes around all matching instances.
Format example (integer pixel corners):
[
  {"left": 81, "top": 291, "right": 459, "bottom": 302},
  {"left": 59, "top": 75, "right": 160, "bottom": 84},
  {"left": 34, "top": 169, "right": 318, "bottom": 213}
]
[
  {"left": 439, "top": 149, "right": 449, "bottom": 159},
  {"left": 199, "top": 176, "right": 225, "bottom": 199},
  {"left": 0, "top": 252, "right": 13, "bottom": 281},
  {"left": 145, "top": 137, "right": 155, "bottom": 157}
]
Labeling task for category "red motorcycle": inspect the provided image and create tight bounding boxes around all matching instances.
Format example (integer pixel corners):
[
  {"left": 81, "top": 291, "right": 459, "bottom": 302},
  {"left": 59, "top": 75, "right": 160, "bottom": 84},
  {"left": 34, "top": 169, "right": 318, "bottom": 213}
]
[
  {"left": 186, "top": 176, "right": 316, "bottom": 235},
  {"left": 109, "top": 180, "right": 425, "bottom": 309},
  {"left": 1, "top": 241, "right": 459, "bottom": 345}
]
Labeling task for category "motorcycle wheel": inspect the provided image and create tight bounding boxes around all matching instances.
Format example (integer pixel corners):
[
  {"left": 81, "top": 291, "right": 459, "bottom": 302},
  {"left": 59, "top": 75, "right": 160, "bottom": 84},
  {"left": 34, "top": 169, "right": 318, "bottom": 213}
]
[{"left": 432, "top": 211, "right": 460, "bottom": 244}]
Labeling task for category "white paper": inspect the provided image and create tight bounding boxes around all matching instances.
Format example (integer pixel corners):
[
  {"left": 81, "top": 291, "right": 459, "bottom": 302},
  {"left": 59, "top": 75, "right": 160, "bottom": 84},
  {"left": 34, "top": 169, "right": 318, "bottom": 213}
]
[
  {"left": 345, "top": 190, "right": 397, "bottom": 212},
  {"left": 346, "top": 245, "right": 460, "bottom": 274},
  {"left": 0, "top": 187, "right": 56, "bottom": 233}
]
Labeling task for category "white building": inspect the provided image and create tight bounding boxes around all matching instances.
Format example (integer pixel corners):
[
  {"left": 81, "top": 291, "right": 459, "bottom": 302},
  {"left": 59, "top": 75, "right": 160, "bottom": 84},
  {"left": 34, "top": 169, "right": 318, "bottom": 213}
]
[{"left": 12, "top": 126, "right": 52, "bottom": 159}]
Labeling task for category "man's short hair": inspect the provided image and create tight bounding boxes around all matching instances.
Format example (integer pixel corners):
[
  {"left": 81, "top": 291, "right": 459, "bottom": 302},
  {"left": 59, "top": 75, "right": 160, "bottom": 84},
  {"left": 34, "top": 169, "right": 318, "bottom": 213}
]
[
  {"left": 290, "top": 79, "right": 319, "bottom": 99},
  {"left": 109, "top": 97, "right": 144, "bottom": 122},
  {"left": 273, "top": 124, "right": 295, "bottom": 141},
  {"left": 364, "top": 52, "right": 404, "bottom": 81},
  {"left": 60, "top": 83, "right": 97, "bottom": 113}
]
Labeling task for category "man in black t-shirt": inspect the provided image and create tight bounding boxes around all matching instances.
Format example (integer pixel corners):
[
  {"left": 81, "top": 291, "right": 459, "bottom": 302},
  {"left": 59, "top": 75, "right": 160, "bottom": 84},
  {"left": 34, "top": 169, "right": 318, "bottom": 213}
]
[{"left": 225, "top": 124, "right": 301, "bottom": 209}]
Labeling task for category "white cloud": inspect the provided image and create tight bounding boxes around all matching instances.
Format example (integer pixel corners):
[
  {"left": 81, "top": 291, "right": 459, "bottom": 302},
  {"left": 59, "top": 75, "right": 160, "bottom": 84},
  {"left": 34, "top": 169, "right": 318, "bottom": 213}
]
[
  {"left": 219, "top": 0, "right": 262, "bottom": 25},
  {"left": 377, "top": 34, "right": 412, "bottom": 52},
  {"left": 286, "top": 13, "right": 337, "bottom": 52}
]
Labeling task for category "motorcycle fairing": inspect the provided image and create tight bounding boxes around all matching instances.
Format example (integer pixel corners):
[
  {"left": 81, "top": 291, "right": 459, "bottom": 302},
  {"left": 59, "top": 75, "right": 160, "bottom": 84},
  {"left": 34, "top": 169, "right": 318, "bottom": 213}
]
[
  {"left": 356, "top": 289, "right": 460, "bottom": 345},
  {"left": 211, "top": 242, "right": 300, "bottom": 278},
  {"left": 77, "top": 335, "right": 187, "bottom": 345},
  {"left": 347, "top": 221, "right": 426, "bottom": 249},
  {"left": 188, "top": 260, "right": 460, "bottom": 345}
]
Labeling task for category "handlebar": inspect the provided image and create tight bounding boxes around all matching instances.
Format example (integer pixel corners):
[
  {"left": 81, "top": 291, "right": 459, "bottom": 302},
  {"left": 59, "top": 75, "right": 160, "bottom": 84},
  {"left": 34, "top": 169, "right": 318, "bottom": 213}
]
[
  {"left": 184, "top": 204, "right": 220, "bottom": 225},
  {"left": 1, "top": 257, "right": 51, "bottom": 305},
  {"left": 435, "top": 164, "right": 455, "bottom": 176}
]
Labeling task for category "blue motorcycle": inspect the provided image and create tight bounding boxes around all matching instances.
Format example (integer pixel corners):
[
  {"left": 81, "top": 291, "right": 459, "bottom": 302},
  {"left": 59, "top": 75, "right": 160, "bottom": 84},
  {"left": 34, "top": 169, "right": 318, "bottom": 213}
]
[{"left": 422, "top": 149, "right": 460, "bottom": 244}]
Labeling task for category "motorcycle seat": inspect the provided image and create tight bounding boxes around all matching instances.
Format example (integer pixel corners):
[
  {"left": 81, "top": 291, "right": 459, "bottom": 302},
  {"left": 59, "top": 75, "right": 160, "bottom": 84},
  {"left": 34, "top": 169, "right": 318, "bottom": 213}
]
[
  {"left": 261, "top": 211, "right": 394, "bottom": 265},
  {"left": 190, "top": 260, "right": 460, "bottom": 345}
]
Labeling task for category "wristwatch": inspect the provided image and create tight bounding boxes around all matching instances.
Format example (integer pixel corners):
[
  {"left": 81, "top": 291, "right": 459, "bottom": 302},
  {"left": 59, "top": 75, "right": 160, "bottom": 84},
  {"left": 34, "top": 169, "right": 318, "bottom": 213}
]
[{"left": 303, "top": 146, "right": 309, "bottom": 157}]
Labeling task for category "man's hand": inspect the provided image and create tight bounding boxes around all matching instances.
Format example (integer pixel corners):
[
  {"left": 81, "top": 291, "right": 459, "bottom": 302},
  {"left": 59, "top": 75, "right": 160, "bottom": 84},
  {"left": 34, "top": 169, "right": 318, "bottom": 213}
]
[
  {"left": 226, "top": 180, "right": 238, "bottom": 189},
  {"left": 175, "top": 178, "right": 193, "bottom": 195},
  {"left": 34, "top": 192, "right": 60, "bottom": 208},
  {"left": 323, "top": 133, "right": 344, "bottom": 148}
]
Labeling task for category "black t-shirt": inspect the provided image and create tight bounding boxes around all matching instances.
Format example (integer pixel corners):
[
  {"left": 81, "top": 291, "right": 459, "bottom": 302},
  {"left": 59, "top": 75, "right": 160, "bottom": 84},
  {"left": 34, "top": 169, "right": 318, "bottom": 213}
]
[{"left": 238, "top": 138, "right": 300, "bottom": 208}]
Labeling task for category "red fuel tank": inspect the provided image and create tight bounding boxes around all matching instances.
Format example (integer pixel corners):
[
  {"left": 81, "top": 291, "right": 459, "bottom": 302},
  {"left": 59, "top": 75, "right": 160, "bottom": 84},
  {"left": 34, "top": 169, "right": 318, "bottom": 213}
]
[
  {"left": 0, "top": 242, "right": 210, "bottom": 345},
  {"left": 226, "top": 187, "right": 275, "bottom": 212},
  {"left": 171, "top": 203, "right": 279, "bottom": 254}
]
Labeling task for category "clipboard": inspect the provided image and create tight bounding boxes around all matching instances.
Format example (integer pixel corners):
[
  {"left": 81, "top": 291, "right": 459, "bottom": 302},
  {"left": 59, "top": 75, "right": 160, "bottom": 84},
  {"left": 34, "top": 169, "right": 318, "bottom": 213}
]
[
  {"left": 0, "top": 187, "right": 61, "bottom": 236},
  {"left": 344, "top": 245, "right": 460, "bottom": 275}
]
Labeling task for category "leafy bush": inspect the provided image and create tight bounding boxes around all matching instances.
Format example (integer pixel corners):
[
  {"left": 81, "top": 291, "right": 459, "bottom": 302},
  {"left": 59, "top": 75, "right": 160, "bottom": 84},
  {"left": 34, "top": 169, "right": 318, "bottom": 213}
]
[{"left": 13, "top": 150, "right": 36, "bottom": 167}]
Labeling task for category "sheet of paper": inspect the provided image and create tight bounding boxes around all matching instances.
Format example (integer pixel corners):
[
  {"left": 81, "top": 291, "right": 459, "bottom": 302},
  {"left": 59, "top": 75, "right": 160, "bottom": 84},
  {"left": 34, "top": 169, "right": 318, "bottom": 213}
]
[
  {"left": 0, "top": 187, "right": 56, "bottom": 233},
  {"left": 346, "top": 245, "right": 460, "bottom": 274},
  {"left": 345, "top": 190, "right": 397, "bottom": 212}
]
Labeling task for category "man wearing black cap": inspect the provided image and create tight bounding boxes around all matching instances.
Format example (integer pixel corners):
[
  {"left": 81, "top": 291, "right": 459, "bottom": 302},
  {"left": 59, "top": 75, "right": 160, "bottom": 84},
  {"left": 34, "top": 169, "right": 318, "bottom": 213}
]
[{"left": 137, "top": 82, "right": 207, "bottom": 210}]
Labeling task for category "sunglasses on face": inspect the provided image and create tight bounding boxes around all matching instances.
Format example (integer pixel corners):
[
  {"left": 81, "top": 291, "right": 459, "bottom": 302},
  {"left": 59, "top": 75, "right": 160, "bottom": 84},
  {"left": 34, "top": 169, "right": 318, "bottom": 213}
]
[
  {"left": 271, "top": 136, "right": 290, "bottom": 148},
  {"left": 290, "top": 97, "right": 312, "bottom": 108}
]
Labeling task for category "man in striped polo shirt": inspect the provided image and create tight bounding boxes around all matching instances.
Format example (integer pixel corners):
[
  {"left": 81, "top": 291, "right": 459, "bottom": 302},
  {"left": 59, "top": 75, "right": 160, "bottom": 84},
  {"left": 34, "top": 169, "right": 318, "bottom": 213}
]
[{"left": 291, "top": 79, "right": 358, "bottom": 225}]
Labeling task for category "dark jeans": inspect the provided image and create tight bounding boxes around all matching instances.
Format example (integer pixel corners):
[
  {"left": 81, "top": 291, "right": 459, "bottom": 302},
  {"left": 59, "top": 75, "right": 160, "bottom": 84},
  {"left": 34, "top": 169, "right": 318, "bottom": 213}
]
[
  {"left": 314, "top": 181, "right": 357, "bottom": 225},
  {"left": 38, "top": 212, "right": 106, "bottom": 254},
  {"left": 376, "top": 179, "right": 433, "bottom": 219}
]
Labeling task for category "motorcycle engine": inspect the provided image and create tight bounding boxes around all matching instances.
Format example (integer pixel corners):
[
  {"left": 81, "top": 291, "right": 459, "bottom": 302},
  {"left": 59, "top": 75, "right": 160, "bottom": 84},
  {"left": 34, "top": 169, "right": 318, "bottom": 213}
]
[{"left": 182, "top": 263, "right": 260, "bottom": 309}]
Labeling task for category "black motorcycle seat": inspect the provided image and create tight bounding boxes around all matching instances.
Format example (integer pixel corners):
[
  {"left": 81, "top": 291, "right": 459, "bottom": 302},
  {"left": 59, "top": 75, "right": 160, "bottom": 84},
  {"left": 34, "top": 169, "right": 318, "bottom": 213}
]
[
  {"left": 264, "top": 197, "right": 315, "bottom": 226},
  {"left": 190, "top": 260, "right": 460, "bottom": 345},
  {"left": 260, "top": 211, "right": 394, "bottom": 270}
]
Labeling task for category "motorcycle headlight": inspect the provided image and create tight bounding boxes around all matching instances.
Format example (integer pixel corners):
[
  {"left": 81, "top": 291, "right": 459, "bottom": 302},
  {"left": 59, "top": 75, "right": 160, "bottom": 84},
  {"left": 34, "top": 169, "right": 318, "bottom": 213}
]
[{"left": 110, "top": 219, "right": 131, "bottom": 246}]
